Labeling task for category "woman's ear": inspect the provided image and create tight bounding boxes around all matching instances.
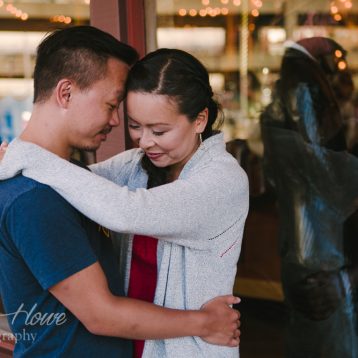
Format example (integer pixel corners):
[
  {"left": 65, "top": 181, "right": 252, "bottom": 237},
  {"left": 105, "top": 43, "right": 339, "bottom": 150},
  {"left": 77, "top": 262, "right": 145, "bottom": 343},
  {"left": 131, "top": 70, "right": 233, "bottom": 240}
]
[
  {"left": 195, "top": 108, "right": 209, "bottom": 134},
  {"left": 56, "top": 79, "right": 72, "bottom": 108}
]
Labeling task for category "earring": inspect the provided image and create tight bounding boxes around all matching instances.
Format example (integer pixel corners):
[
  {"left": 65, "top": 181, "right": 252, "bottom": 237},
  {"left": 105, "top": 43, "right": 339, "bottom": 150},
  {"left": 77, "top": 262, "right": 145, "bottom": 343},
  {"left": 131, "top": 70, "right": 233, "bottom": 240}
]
[{"left": 199, "top": 133, "right": 203, "bottom": 143}]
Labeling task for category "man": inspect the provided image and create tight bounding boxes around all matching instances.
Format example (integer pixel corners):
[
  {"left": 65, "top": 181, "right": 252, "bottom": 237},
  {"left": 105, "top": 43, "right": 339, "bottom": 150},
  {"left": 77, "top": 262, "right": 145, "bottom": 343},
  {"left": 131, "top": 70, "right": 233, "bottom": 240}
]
[
  {"left": 261, "top": 37, "right": 358, "bottom": 357},
  {"left": 0, "top": 26, "right": 240, "bottom": 357}
]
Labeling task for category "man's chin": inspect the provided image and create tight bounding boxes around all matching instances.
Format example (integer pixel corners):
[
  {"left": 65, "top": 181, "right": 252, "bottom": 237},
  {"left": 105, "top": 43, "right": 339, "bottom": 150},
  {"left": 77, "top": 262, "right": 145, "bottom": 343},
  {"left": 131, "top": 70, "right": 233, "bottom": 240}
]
[{"left": 73, "top": 143, "right": 101, "bottom": 153}]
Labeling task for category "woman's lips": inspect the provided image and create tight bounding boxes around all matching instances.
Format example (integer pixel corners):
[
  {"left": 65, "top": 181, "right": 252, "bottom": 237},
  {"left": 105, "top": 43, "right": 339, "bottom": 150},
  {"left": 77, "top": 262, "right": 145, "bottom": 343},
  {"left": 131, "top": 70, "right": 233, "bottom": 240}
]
[{"left": 146, "top": 152, "right": 163, "bottom": 160}]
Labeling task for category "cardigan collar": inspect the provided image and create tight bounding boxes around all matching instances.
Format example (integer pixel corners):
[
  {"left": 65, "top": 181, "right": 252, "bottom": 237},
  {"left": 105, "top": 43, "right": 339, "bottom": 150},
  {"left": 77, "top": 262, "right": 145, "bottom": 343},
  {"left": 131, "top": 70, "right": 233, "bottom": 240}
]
[{"left": 179, "top": 132, "right": 225, "bottom": 178}]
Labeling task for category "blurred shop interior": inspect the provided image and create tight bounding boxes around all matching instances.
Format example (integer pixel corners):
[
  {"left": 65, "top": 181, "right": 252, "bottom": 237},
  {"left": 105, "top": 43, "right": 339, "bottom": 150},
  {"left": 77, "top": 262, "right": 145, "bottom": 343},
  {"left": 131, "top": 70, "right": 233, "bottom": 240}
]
[{"left": 1, "top": 0, "right": 358, "bottom": 356}]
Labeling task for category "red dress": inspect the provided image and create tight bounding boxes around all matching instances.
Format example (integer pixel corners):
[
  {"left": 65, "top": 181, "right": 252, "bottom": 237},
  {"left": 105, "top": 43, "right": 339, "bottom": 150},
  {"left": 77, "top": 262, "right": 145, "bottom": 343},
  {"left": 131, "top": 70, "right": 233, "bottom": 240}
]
[{"left": 127, "top": 234, "right": 158, "bottom": 358}]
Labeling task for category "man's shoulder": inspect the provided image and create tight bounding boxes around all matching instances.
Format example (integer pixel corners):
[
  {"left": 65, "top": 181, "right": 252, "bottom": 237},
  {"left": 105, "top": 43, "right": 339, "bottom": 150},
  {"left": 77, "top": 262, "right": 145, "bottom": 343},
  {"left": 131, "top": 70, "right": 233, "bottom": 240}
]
[{"left": 0, "top": 175, "right": 69, "bottom": 214}]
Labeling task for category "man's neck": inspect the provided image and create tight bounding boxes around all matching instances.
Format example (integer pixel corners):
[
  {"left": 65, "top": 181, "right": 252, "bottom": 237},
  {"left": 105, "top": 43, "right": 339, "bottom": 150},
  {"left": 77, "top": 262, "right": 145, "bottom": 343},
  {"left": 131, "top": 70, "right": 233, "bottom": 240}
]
[
  {"left": 20, "top": 124, "right": 72, "bottom": 161},
  {"left": 20, "top": 103, "right": 72, "bottom": 160}
]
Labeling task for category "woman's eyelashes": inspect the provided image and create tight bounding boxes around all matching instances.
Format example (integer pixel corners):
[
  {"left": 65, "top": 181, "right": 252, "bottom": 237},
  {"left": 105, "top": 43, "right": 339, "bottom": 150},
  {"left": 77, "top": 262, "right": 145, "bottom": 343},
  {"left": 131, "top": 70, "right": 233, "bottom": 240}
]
[
  {"left": 128, "top": 123, "right": 140, "bottom": 130},
  {"left": 128, "top": 123, "right": 166, "bottom": 136}
]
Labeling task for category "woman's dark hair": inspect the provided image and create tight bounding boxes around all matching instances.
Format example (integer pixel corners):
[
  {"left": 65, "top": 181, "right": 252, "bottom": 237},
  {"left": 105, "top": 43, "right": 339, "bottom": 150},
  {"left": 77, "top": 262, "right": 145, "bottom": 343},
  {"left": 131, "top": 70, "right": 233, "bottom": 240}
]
[{"left": 126, "top": 48, "right": 222, "bottom": 188}]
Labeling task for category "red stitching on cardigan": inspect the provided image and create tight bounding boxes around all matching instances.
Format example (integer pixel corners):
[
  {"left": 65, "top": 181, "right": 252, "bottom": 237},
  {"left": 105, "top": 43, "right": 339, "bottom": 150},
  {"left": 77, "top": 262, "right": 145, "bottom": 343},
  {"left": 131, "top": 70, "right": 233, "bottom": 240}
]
[{"left": 220, "top": 239, "right": 239, "bottom": 257}]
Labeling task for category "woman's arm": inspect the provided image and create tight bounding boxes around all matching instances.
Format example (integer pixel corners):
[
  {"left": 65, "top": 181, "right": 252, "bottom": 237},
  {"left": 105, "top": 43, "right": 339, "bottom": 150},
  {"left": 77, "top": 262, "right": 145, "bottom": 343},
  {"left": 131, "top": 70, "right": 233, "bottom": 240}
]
[
  {"left": 0, "top": 139, "right": 249, "bottom": 248},
  {"left": 89, "top": 148, "right": 140, "bottom": 185}
]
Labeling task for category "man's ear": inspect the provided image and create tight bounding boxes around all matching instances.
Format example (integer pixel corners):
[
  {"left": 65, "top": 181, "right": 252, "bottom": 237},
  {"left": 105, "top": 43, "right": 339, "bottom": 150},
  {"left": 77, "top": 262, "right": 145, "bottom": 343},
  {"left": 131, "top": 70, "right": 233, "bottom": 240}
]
[
  {"left": 195, "top": 108, "right": 209, "bottom": 134},
  {"left": 56, "top": 79, "right": 72, "bottom": 108}
]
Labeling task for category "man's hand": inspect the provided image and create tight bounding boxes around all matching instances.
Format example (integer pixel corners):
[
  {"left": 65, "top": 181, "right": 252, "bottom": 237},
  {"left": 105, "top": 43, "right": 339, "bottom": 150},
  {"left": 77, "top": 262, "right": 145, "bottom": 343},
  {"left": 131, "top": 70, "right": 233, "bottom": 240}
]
[
  {"left": 200, "top": 295, "right": 241, "bottom": 347},
  {"left": 0, "top": 142, "right": 8, "bottom": 161}
]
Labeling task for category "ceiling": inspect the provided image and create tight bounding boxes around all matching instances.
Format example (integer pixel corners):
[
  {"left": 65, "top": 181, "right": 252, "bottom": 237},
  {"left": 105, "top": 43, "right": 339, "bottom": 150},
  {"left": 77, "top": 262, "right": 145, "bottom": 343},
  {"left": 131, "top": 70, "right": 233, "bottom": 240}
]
[
  {"left": 0, "top": 0, "right": 89, "bottom": 20},
  {"left": 2, "top": 0, "right": 358, "bottom": 19},
  {"left": 156, "top": 0, "right": 353, "bottom": 14}
]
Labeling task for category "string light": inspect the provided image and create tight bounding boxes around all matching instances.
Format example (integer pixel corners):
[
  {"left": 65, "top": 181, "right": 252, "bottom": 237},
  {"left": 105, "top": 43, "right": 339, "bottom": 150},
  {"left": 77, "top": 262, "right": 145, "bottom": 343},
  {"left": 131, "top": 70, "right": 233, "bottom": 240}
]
[
  {"left": 251, "top": 8, "right": 259, "bottom": 17},
  {"left": 338, "top": 61, "right": 347, "bottom": 70},
  {"left": 248, "top": 23, "right": 255, "bottom": 31},
  {"left": 0, "top": 0, "right": 87, "bottom": 23},
  {"left": 209, "top": 9, "right": 217, "bottom": 17},
  {"left": 330, "top": 0, "right": 353, "bottom": 22},
  {"left": 50, "top": 15, "right": 72, "bottom": 24},
  {"left": 176, "top": 0, "right": 264, "bottom": 18},
  {"left": 4, "top": 3, "right": 28, "bottom": 21}
]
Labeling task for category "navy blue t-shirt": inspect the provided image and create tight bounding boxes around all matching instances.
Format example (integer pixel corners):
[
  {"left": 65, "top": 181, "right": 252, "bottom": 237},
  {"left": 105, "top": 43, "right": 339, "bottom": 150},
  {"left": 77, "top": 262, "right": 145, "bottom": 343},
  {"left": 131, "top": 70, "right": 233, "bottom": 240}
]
[{"left": 0, "top": 175, "right": 132, "bottom": 357}]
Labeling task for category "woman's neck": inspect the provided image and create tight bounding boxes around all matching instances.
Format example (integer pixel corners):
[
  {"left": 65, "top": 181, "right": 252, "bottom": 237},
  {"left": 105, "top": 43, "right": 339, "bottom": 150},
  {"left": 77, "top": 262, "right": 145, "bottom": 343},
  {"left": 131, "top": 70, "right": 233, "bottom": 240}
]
[{"left": 167, "top": 140, "right": 201, "bottom": 182}]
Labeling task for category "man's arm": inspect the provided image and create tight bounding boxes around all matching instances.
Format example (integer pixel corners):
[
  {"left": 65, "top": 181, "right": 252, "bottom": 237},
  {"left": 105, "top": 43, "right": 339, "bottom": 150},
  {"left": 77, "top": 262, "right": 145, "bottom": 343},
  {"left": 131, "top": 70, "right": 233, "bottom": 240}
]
[
  {"left": 50, "top": 262, "right": 240, "bottom": 346},
  {"left": 6, "top": 188, "right": 240, "bottom": 346}
]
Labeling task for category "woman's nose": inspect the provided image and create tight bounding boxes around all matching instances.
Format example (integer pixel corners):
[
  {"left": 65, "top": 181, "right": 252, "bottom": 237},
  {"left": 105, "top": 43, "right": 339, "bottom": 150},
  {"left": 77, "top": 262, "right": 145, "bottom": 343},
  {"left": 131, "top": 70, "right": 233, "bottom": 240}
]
[{"left": 139, "top": 132, "right": 155, "bottom": 149}]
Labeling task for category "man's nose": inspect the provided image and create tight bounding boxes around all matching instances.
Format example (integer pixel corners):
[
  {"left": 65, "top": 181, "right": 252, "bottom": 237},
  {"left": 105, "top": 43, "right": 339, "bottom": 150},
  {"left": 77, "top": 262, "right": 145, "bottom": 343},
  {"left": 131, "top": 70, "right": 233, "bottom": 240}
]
[{"left": 109, "top": 109, "right": 121, "bottom": 127}]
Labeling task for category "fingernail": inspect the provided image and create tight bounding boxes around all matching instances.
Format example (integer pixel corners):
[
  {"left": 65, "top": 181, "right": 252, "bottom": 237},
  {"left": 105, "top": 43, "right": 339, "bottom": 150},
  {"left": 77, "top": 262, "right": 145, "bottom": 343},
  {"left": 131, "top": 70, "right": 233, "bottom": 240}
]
[{"left": 234, "top": 297, "right": 241, "bottom": 303}]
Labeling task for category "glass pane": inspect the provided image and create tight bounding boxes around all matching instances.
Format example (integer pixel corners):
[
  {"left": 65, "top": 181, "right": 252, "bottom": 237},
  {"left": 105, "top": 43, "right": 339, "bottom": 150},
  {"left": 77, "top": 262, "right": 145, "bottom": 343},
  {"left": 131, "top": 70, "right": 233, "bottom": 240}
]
[
  {"left": 0, "top": 1, "right": 89, "bottom": 142},
  {"left": 152, "top": 1, "right": 358, "bottom": 357}
]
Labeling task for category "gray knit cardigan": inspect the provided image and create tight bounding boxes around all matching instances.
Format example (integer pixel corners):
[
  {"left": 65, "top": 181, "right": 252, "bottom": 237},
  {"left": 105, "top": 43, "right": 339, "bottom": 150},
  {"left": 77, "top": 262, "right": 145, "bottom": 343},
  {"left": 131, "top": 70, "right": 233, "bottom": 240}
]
[{"left": 0, "top": 133, "right": 249, "bottom": 357}]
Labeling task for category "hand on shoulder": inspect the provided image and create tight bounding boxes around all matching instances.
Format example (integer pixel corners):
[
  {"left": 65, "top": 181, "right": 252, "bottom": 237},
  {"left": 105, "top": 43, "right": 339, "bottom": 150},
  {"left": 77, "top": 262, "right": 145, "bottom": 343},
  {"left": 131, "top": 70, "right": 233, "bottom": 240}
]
[{"left": 0, "top": 141, "right": 8, "bottom": 161}]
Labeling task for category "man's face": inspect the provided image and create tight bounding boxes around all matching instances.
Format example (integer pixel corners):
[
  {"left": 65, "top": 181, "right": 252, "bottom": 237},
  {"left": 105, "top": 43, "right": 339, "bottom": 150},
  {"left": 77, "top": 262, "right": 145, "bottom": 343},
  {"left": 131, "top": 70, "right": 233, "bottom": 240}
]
[{"left": 66, "top": 58, "right": 129, "bottom": 151}]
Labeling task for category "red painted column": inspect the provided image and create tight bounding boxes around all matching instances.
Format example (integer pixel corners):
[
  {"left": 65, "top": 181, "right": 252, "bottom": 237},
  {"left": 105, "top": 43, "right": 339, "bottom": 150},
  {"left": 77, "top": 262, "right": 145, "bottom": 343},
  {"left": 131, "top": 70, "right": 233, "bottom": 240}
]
[{"left": 90, "top": 0, "right": 146, "bottom": 161}]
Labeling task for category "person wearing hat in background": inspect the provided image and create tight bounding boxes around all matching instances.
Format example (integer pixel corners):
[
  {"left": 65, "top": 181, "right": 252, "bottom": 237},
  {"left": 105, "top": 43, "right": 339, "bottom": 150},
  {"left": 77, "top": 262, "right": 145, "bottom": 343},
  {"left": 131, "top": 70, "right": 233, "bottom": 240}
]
[{"left": 261, "top": 37, "right": 358, "bottom": 357}]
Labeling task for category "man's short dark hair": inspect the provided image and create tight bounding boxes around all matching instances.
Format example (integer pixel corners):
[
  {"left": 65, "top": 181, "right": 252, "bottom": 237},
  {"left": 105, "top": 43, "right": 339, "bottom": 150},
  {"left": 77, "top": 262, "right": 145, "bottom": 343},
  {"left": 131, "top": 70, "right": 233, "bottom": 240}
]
[{"left": 33, "top": 25, "right": 139, "bottom": 103}]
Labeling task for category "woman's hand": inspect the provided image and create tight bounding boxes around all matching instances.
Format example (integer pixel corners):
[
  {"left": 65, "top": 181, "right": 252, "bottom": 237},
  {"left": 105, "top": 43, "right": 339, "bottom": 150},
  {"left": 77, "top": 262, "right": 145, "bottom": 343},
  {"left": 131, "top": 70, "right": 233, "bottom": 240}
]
[
  {"left": 200, "top": 295, "right": 241, "bottom": 347},
  {"left": 0, "top": 142, "right": 8, "bottom": 161}
]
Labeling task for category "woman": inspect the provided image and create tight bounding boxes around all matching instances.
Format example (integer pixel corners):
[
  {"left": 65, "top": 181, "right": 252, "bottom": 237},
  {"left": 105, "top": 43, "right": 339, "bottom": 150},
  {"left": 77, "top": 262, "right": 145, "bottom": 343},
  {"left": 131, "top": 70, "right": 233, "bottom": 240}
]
[{"left": 0, "top": 49, "right": 249, "bottom": 357}]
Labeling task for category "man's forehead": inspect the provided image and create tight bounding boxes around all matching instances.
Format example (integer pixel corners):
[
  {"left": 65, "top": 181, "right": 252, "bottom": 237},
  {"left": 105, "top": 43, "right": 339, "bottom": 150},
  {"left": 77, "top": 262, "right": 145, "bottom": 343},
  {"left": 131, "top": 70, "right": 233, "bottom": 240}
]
[
  {"left": 107, "top": 57, "right": 130, "bottom": 71},
  {"left": 102, "top": 58, "right": 128, "bottom": 79}
]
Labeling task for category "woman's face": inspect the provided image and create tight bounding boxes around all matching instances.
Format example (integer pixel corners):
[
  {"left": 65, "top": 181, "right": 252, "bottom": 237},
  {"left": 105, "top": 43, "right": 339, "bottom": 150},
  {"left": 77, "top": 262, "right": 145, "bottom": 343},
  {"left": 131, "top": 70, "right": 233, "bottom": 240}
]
[{"left": 126, "top": 92, "right": 207, "bottom": 177}]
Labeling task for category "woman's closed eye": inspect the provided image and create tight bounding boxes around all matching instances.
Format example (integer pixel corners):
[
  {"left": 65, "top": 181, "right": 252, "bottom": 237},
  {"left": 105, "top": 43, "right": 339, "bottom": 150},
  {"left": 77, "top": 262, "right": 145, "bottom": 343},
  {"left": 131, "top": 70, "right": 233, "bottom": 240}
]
[
  {"left": 152, "top": 130, "right": 165, "bottom": 136},
  {"left": 128, "top": 124, "right": 166, "bottom": 136},
  {"left": 128, "top": 124, "right": 140, "bottom": 130}
]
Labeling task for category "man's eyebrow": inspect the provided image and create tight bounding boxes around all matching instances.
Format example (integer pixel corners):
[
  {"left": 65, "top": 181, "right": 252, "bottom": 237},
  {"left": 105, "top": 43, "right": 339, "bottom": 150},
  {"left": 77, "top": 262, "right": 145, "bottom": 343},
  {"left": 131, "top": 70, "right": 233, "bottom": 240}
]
[{"left": 114, "top": 89, "right": 125, "bottom": 100}]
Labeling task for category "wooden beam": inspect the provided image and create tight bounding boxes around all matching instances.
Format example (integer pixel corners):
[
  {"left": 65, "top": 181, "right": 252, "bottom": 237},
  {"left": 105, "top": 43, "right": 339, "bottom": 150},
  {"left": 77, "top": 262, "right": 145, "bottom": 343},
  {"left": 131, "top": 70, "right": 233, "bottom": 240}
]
[{"left": 90, "top": 0, "right": 146, "bottom": 161}]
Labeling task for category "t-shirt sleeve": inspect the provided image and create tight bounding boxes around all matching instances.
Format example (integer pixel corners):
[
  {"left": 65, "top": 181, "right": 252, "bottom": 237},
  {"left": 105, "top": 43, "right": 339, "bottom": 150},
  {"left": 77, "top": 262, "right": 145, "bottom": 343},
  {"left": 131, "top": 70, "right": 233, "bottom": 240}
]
[{"left": 5, "top": 185, "right": 98, "bottom": 290}]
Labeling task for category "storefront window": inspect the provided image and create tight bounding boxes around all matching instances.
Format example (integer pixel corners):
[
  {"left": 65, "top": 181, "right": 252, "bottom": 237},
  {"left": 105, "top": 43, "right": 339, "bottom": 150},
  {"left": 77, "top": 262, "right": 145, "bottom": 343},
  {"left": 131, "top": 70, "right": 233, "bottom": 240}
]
[
  {"left": 153, "top": 0, "right": 358, "bottom": 141},
  {"left": 152, "top": 2, "right": 358, "bottom": 356},
  {"left": 0, "top": 0, "right": 89, "bottom": 143}
]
